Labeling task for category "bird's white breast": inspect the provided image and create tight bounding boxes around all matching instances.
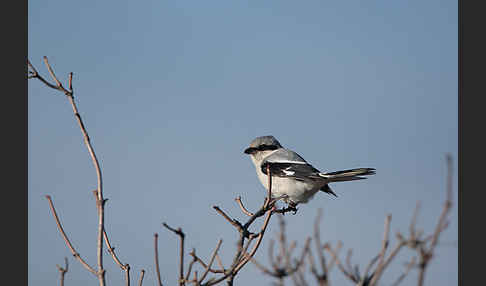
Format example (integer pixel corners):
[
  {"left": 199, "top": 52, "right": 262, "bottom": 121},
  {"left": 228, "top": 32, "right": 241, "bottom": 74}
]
[{"left": 254, "top": 161, "right": 321, "bottom": 204}]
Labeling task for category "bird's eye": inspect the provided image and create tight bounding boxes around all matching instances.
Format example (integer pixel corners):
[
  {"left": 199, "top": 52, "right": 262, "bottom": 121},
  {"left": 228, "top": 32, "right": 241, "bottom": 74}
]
[{"left": 244, "top": 147, "right": 256, "bottom": 154}]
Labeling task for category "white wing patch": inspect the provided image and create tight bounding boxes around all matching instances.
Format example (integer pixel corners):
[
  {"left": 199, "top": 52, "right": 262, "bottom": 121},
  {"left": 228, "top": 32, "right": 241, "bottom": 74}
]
[
  {"left": 282, "top": 168, "right": 295, "bottom": 176},
  {"left": 266, "top": 160, "right": 307, "bottom": 165}
]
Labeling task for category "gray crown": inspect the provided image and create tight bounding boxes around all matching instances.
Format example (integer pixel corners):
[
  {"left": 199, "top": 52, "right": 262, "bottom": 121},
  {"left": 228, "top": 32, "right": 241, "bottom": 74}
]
[{"left": 248, "top": 136, "right": 283, "bottom": 148}]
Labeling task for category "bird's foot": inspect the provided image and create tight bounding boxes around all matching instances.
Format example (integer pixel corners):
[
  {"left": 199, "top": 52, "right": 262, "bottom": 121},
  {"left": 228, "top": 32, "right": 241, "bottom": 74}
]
[
  {"left": 269, "top": 194, "right": 289, "bottom": 206},
  {"left": 275, "top": 203, "right": 298, "bottom": 215}
]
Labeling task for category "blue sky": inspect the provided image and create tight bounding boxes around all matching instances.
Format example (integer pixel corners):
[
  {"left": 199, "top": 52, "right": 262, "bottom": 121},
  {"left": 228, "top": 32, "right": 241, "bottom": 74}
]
[{"left": 29, "top": 1, "right": 457, "bottom": 285}]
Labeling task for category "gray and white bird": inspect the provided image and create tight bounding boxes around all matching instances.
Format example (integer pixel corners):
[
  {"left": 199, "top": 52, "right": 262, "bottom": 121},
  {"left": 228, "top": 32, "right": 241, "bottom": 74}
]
[{"left": 244, "top": 135, "right": 375, "bottom": 211}]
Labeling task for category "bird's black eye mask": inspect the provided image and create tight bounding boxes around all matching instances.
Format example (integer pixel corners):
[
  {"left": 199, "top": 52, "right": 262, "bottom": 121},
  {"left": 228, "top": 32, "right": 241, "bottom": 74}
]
[{"left": 244, "top": 144, "right": 279, "bottom": 154}]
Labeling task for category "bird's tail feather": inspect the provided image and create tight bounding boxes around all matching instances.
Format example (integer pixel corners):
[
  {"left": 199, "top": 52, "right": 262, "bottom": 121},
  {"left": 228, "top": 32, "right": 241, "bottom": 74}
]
[
  {"left": 318, "top": 168, "right": 376, "bottom": 182},
  {"left": 320, "top": 184, "right": 338, "bottom": 197}
]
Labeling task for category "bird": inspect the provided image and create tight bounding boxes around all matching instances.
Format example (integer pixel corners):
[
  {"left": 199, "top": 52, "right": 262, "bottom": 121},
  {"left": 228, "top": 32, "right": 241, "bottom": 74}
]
[{"left": 244, "top": 135, "right": 375, "bottom": 212}]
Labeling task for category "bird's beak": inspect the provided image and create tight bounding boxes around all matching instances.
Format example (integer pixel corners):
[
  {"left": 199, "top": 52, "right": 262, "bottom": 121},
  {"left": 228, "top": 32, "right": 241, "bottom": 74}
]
[{"left": 244, "top": 147, "right": 254, "bottom": 154}]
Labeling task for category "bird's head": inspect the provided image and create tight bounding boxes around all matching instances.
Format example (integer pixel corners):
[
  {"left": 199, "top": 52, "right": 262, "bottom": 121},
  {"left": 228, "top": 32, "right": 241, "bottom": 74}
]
[{"left": 244, "top": 135, "right": 283, "bottom": 163}]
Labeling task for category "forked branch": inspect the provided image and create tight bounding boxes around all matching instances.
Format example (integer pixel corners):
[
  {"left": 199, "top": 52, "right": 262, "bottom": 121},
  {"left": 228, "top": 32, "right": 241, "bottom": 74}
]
[
  {"left": 162, "top": 223, "right": 186, "bottom": 286},
  {"left": 29, "top": 57, "right": 106, "bottom": 286},
  {"left": 250, "top": 214, "right": 311, "bottom": 284},
  {"left": 56, "top": 257, "right": 69, "bottom": 286}
]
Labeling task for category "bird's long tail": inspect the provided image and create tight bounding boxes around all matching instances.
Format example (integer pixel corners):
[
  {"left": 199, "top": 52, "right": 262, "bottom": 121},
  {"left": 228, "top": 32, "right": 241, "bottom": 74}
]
[{"left": 318, "top": 168, "right": 376, "bottom": 182}]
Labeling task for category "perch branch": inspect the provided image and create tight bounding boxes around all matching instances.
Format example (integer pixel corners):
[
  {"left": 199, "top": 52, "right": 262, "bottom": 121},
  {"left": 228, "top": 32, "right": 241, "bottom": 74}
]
[{"left": 205, "top": 168, "right": 279, "bottom": 285}]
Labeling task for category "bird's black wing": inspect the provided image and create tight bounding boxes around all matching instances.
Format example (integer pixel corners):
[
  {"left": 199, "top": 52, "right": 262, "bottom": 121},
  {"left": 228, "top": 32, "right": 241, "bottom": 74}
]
[{"left": 260, "top": 149, "right": 322, "bottom": 181}]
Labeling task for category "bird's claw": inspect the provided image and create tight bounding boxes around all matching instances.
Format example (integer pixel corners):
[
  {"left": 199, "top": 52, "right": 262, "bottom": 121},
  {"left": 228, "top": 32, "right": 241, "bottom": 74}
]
[
  {"left": 287, "top": 201, "right": 298, "bottom": 214},
  {"left": 275, "top": 204, "right": 298, "bottom": 215}
]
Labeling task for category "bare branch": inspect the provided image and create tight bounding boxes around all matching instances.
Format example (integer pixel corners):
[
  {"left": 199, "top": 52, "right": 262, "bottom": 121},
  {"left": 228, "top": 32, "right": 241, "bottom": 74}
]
[
  {"left": 368, "top": 214, "right": 392, "bottom": 285},
  {"left": 43, "top": 56, "right": 64, "bottom": 89},
  {"left": 345, "top": 249, "right": 354, "bottom": 279},
  {"left": 268, "top": 239, "right": 278, "bottom": 269},
  {"left": 199, "top": 239, "right": 223, "bottom": 284},
  {"left": 391, "top": 257, "right": 416, "bottom": 286},
  {"left": 213, "top": 206, "right": 246, "bottom": 235},
  {"left": 326, "top": 241, "right": 341, "bottom": 273},
  {"left": 138, "top": 270, "right": 146, "bottom": 286},
  {"left": 410, "top": 202, "right": 421, "bottom": 240},
  {"left": 27, "top": 59, "right": 59, "bottom": 89},
  {"left": 313, "top": 209, "right": 328, "bottom": 276},
  {"left": 429, "top": 155, "right": 454, "bottom": 250},
  {"left": 124, "top": 264, "right": 131, "bottom": 286},
  {"left": 203, "top": 169, "right": 279, "bottom": 285},
  {"left": 45, "top": 196, "right": 97, "bottom": 275},
  {"left": 416, "top": 154, "right": 454, "bottom": 286},
  {"left": 186, "top": 249, "right": 198, "bottom": 281},
  {"left": 162, "top": 223, "right": 186, "bottom": 286},
  {"left": 362, "top": 255, "right": 379, "bottom": 283},
  {"left": 306, "top": 247, "right": 319, "bottom": 279},
  {"left": 68, "top": 72, "right": 73, "bottom": 92},
  {"left": 294, "top": 266, "right": 309, "bottom": 286},
  {"left": 215, "top": 254, "right": 225, "bottom": 272},
  {"left": 234, "top": 205, "right": 274, "bottom": 273},
  {"left": 91, "top": 191, "right": 130, "bottom": 284},
  {"left": 31, "top": 57, "right": 106, "bottom": 286},
  {"left": 284, "top": 238, "right": 311, "bottom": 278},
  {"left": 252, "top": 236, "right": 310, "bottom": 281},
  {"left": 324, "top": 243, "right": 358, "bottom": 283},
  {"left": 238, "top": 236, "right": 256, "bottom": 265},
  {"left": 56, "top": 257, "right": 69, "bottom": 286},
  {"left": 235, "top": 196, "right": 254, "bottom": 216},
  {"left": 264, "top": 165, "right": 272, "bottom": 209},
  {"left": 189, "top": 250, "right": 226, "bottom": 274},
  {"left": 154, "top": 233, "right": 163, "bottom": 286},
  {"left": 250, "top": 257, "right": 276, "bottom": 276}
]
